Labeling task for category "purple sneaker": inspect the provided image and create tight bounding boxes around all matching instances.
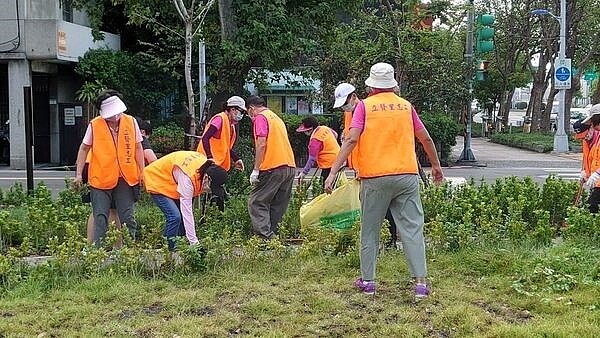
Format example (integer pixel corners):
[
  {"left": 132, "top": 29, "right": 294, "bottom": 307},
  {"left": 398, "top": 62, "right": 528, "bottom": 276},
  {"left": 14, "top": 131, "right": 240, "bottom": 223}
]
[
  {"left": 415, "top": 283, "right": 430, "bottom": 298},
  {"left": 354, "top": 278, "right": 375, "bottom": 295}
]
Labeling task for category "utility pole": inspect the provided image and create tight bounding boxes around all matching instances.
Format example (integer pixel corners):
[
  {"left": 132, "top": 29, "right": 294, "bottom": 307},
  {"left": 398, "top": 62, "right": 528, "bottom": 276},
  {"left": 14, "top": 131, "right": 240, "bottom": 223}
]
[
  {"left": 553, "top": 0, "right": 569, "bottom": 152},
  {"left": 459, "top": 0, "right": 476, "bottom": 162}
]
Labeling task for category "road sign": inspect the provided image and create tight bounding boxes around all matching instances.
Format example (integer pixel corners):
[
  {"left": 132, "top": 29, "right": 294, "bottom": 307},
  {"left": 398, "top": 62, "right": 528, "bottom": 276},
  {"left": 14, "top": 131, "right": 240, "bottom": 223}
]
[
  {"left": 584, "top": 71, "right": 598, "bottom": 81},
  {"left": 554, "top": 58, "right": 571, "bottom": 89}
]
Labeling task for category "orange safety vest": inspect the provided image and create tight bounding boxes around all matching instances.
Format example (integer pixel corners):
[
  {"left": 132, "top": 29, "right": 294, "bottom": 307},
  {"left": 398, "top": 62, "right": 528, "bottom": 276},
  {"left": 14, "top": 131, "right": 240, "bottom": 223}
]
[
  {"left": 88, "top": 115, "right": 140, "bottom": 189},
  {"left": 356, "top": 92, "right": 418, "bottom": 178},
  {"left": 143, "top": 151, "right": 206, "bottom": 199},
  {"left": 587, "top": 132, "right": 600, "bottom": 187},
  {"left": 197, "top": 112, "right": 236, "bottom": 171},
  {"left": 311, "top": 126, "right": 340, "bottom": 169},
  {"left": 343, "top": 110, "right": 359, "bottom": 169},
  {"left": 254, "top": 109, "right": 296, "bottom": 170}
]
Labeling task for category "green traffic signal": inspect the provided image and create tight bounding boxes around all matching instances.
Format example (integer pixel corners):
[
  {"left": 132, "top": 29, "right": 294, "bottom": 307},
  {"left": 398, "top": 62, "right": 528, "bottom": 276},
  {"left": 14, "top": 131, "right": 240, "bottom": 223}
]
[
  {"left": 476, "top": 40, "right": 494, "bottom": 53},
  {"left": 477, "top": 14, "right": 495, "bottom": 26},
  {"left": 476, "top": 14, "right": 495, "bottom": 53}
]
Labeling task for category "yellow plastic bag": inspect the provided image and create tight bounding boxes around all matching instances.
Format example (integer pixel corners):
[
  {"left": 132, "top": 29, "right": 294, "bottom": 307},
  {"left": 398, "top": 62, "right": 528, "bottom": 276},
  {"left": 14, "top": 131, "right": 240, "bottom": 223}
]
[{"left": 299, "top": 176, "right": 360, "bottom": 230}]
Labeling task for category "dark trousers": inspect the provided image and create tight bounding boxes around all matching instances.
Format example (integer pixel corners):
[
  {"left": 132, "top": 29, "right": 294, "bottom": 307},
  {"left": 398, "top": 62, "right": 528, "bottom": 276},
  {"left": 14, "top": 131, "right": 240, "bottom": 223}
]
[
  {"left": 589, "top": 187, "right": 600, "bottom": 213},
  {"left": 248, "top": 166, "right": 295, "bottom": 239}
]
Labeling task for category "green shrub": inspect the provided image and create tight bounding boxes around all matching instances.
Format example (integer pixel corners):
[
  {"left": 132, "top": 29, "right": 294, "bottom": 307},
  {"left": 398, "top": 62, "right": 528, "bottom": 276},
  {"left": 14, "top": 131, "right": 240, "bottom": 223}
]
[
  {"left": 490, "top": 132, "right": 581, "bottom": 153},
  {"left": 418, "top": 112, "right": 460, "bottom": 166},
  {"left": 152, "top": 122, "right": 185, "bottom": 154}
]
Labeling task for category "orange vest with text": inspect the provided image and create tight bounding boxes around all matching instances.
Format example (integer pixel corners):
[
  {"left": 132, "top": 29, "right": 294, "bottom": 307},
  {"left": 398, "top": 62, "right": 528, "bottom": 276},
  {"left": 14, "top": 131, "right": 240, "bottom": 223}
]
[
  {"left": 88, "top": 115, "right": 140, "bottom": 189},
  {"left": 143, "top": 151, "right": 206, "bottom": 199},
  {"left": 356, "top": 92, "right": 418, "bottom": 178},
  {"left": 343, "top": 110, "right": 359, "bottom": 169},
  {"left": 254, "top": 109, "right": 296, "bottom": 170},
  {"left": 197, "top": 112, "right": 236, "bottom": 171},
  {"left": 311, "top": 126, "right": 340, "bottom": 169}
]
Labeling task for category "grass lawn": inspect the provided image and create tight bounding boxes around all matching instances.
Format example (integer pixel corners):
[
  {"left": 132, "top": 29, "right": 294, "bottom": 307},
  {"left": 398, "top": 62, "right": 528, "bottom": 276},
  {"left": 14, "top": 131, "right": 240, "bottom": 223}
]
[{"left": 1, "top": 243, "right": 599, "bottom": 337}]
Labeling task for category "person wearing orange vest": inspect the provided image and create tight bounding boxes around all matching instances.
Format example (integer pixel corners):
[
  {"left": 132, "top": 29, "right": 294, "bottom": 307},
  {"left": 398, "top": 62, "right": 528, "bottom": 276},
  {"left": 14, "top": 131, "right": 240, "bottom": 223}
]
[
  {"left": 334, "top": 82, "right": 406, "bottom": 250},
  {"left": 295, "top": 116, "right": 340, "bottom": 184},
  {"left": 144, "top": 151, "right": 227, "bottom": 250},
  {"left": 333, "top": 83, "right": 360, "bottom": 169},
  {"left": 74, "top": 90, "right": 145, "bottom": 246},
  {"left": 581, "top": 105, "right": 600, "bottom": 212},
  {"left": 83, "top": 117, "right": 158, "bottom": 246},
  {"left": 324, "top": 63, "right": 444, "bottom": 297},
  {"left": 246, "top": 95, "right": 296, "bottom": 239},
  {"left": 196, "top": 96, "right": 246, "bottom": 210}
]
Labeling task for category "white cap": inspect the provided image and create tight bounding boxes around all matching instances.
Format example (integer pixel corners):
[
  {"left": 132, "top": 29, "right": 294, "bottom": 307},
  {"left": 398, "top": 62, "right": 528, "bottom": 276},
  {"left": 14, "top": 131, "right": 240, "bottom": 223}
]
[
  {"left": 582, "top": 104, "right": 600, "bottom": 124},
  {"left": 364, "top": 62, "right": 398, "bottom": 89},
  {"left": 100, "top": 96, "right": 127, "bottom": 119},
  {"left": 333, "top": 83, "right": 356, "bottom": 108},
  {"left": 226, "top": 96, "right": 246, "bottom": 111}
]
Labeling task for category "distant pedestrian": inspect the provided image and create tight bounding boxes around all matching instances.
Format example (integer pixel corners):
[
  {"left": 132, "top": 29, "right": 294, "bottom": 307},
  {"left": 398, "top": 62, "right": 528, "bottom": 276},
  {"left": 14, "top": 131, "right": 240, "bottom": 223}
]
[
  {"left": 295, "top": 116, "right": 340, "bottom": 184},
  {"left": 74, "top": 90, "right": 145, "bottom": 246},
  {"left": 325, "top": 63, "right": 444, "bottom": 297},
  {"left": 246, "top": 95, "right": 296, "bottom": 239},
  {"left": 143, "top": 151, "right": 227, "bottom": 250},
  {"left": 197, "top": 96, "right": 246, "bottom": 211}
]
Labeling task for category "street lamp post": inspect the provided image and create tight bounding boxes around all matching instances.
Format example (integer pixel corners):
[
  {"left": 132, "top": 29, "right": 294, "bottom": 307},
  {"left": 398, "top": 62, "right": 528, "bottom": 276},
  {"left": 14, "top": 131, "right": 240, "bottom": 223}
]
[{"left": 531, "top": 0, "right": 569, "bottom": 153}]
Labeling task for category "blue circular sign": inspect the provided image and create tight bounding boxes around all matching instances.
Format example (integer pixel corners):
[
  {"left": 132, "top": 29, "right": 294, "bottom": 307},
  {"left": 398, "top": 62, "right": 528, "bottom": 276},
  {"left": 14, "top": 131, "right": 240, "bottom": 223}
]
[{"left": 556, "top": 67, "right": 571, "bottom": 81}]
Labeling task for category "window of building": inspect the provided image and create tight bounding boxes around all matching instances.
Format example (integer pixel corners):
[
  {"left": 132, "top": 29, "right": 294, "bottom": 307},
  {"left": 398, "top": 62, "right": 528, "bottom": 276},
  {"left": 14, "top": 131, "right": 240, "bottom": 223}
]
[{"left": 62, "top": 0, "right": 73, "bottom": 22}]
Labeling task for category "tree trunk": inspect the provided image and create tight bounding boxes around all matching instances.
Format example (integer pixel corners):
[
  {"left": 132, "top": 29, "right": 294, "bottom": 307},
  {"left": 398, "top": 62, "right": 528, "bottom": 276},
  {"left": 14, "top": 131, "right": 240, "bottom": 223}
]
[
  {"left": 218, "top": 0, "right": 236, "bottom": 40},
  {"left": 497, "top": 89, "right": 514, "bottom": 131},
  {"left": 528, "top": 49, "right": 551, "bottom": 132},
  {"left": 542, "top": 89, "right": 558, "bottom": 132},
  {"left": 184, "top": 20, "right": 196, "bottom": 149}
]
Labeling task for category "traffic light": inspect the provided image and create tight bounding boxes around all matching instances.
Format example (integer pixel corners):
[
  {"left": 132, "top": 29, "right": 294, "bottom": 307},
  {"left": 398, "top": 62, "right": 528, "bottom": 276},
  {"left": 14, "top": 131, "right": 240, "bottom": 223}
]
[
  {"left": 476, "top": 14, "right": 495, "bottom": 53},
  {"left": 475, "top": 60, "right": 490, "bottom": 81}
]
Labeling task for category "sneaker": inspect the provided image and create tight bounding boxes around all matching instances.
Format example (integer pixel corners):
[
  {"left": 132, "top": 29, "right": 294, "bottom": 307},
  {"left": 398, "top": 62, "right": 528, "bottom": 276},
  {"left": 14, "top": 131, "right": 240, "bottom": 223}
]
[
  {"left": 354, "top": 278, "right": 376, "bottom": 295},
  {"left": 415, "top": 283, "right": 430, "bottom": 298}
]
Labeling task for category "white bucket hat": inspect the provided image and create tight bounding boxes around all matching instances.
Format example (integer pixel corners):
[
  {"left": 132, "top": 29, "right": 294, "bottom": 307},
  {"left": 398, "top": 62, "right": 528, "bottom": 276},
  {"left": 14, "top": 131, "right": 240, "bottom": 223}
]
[
  {"left": 333, "top": 83, "right": 356, "bottom": 108},
  {"left": 582, "top": 104, "right": 600, "bottom": 124},
  {"left": 364, "top": 62, "right": 398, "bottom": 89},
  {"left": 227, "top": 96, "right": 247, "bottom": 111},
  {"left": 100, "top": 96, "right": 127, "bottom": 119}
]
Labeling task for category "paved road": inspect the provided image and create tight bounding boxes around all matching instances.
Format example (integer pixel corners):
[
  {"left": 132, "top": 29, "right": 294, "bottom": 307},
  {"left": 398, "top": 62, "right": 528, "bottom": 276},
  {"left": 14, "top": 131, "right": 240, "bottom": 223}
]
[
  {"left": 444, "top": 136, "right": 581, "bottom": 184},
  {"left": 0, "top": 137, "right": 584, "bottom": 196},
  {"left": 0, "top": 168, "right": 74, "bottom": 197}
]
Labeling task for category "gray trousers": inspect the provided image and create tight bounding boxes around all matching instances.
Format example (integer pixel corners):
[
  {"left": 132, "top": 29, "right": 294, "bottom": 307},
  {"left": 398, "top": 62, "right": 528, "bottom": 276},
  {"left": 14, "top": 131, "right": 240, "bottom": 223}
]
[
  {"left": 90, "top": 178, "right": 138, "bottom": 245},
  {"left": 359, "top": 174, "right": 427, "bottom": 280},
  {"left": 248, "top": 166, "right": 295, "bottom": 239}
]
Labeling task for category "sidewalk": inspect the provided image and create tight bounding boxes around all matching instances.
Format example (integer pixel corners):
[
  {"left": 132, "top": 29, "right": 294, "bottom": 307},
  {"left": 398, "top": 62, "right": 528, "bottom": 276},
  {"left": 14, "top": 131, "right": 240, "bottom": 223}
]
[{"left": 451, "top": 136, "right": 581, "bottom": 168}]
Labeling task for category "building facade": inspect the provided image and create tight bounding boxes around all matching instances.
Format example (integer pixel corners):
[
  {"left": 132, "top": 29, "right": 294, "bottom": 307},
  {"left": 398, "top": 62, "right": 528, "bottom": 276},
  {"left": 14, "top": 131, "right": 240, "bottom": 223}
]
[{"left": 0, "top": 0, "right": 119, "bottom": 168}]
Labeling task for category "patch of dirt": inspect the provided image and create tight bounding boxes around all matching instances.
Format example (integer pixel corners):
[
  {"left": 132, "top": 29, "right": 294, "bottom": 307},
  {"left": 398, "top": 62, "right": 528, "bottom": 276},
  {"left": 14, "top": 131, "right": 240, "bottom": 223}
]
[
  {"left": 185, "top": 306, "right": 214, "bottom": 316},
  {"left": 473, "top": 300, "right": 533, "bottom": 324},
  {"left": 143, "top": 302, "right": 164, "bottom": 315},
  {"left": 117, "top": 310, "right": 135, "bottom": 320},
  {"left": 228, "top": 327, "right": 249, "bottom": 336},
  {"left": 135, "top": 328, "right": 153, "bottom": 338}
]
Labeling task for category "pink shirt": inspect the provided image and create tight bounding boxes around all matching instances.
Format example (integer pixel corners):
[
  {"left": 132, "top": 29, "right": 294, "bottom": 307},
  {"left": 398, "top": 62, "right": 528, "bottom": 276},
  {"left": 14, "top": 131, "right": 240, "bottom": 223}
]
[
  {"left": 253, "top": 112, "right": 269, "bottom": 138},
  {"left": 349, "top": 101, "right": 424, "bottom": 132},
  {"left": 173, "top": 166, "right": 198, "bottom": 245},
  {"left": 82, "top": 117, "right": 143, "bottom": 145},
  {"left": 210, "top": 115, "right": 224, "bottom": 138}
]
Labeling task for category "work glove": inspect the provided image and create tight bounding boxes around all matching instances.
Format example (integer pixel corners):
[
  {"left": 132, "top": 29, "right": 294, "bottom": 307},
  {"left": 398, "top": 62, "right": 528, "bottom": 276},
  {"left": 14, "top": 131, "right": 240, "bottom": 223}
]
[
  {"left": 580, "top": 170, "right": 588, "bottom": 182},
  {"left": 585, "top": 171, "right": 600, "bottom": 190},
  {"left": 250, "top": 170, "right": 260, "bottom": 185}
]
